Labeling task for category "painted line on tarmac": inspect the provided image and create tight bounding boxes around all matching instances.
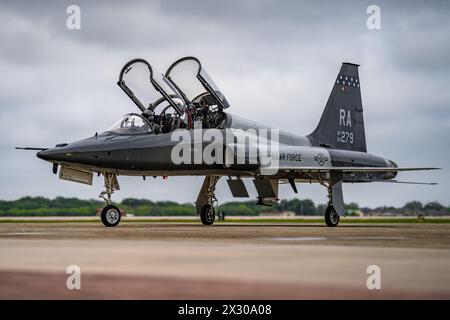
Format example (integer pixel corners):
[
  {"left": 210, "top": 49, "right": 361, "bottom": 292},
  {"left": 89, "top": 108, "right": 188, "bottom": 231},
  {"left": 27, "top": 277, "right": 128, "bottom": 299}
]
[
  {"left": 265, "top": 237, "right": 327, "bottom": 241},
  {"left": 338, "top": 236, "right": 406, "bottom": 240},
  {"left": 263, "top": 236, "right": 406, "bottom": 241}
]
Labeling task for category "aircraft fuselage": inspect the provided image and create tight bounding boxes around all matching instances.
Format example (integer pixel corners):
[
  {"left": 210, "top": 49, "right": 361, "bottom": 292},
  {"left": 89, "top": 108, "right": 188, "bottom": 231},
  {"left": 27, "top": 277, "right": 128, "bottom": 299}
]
[{"left": 37, "top": 112, "right": 396, "bottom": 183}]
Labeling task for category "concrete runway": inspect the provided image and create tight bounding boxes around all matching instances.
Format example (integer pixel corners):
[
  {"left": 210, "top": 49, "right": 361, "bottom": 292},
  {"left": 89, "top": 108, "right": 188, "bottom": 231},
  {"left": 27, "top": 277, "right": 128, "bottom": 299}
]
[{"left": 1, "top": 221, "right": 450, "bottom": 299}]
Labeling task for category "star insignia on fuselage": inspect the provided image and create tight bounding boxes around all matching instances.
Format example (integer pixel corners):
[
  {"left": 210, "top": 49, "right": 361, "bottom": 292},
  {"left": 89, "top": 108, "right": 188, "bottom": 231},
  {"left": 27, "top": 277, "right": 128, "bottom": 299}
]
[{"left": 314, "top": 153, "right": 329, "bottom": 166}]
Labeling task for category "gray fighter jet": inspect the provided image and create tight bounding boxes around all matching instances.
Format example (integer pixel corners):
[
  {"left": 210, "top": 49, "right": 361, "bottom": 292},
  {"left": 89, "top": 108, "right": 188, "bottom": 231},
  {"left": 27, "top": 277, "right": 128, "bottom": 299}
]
[{"left": 17, "top": 57, "right": 438, "bottom": 227}]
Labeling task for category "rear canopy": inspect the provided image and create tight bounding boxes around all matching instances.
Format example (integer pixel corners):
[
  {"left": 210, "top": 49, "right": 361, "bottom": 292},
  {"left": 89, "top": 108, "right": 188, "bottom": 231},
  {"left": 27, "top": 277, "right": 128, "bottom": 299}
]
[{"left": 165, "top": 56, "right": 230, "bottom": 109}]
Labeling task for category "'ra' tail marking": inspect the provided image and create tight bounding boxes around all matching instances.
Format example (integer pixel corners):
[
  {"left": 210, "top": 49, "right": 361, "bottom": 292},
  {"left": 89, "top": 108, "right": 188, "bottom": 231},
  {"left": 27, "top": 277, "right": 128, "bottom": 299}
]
[{"left": 308, "top": 62, "right": 367, "bottom": 153}]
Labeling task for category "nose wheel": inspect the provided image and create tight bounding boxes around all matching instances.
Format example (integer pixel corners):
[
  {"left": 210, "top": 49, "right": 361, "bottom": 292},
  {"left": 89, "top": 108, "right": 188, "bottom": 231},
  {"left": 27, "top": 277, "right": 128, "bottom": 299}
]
[{"left": 101, "top": 204, "right": 121, "bottom": 227}]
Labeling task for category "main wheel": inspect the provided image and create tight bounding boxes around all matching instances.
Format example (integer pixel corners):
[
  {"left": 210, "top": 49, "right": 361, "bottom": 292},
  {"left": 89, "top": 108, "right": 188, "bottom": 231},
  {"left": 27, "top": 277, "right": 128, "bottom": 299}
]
[
  {"left": 325, "top": 205, "right": 340, "bottom": 227},
  {"left": 200, "top": 204, "right": 215, "bottom": 225},
  {"left": 101, "top": 204, "right": 121, "bottom": 227}
]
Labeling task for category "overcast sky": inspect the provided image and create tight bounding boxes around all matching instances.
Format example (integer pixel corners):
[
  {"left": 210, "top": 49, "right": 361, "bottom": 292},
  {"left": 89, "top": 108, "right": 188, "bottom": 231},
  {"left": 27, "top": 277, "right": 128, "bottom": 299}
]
[{"left": 0, "top": 0, "right": 448, "bottom": 207}]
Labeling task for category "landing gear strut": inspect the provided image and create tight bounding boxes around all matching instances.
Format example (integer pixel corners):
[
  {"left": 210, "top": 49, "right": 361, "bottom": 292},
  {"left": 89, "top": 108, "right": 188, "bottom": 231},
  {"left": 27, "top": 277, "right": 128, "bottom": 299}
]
[
  {"left": 99, "top": 173, "right": 121, "bottom": 227},
  {"left": 311, "top": 171, "right": 344, "bottom": 227},
  {"left": 196, "top": 176, "right": 220, "bottom": 225}
]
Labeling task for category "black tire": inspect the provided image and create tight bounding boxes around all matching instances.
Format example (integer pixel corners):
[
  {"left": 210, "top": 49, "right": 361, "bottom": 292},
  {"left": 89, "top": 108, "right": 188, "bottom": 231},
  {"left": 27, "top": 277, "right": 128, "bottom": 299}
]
[
  {"left": 325, "top": 205, "right": 340, "bottom": 227},
  {"left": 101, "top": 205, "right": 121, "bottom": 227},
  {"left": 200, "top": 204, "right": 215, "bottom": 225}
]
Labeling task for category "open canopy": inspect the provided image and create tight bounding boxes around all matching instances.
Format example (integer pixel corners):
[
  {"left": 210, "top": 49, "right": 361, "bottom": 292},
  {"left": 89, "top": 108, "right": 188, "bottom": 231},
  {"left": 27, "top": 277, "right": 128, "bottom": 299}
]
[
  {"left": 165, "top": 57, "right": 230, "bottom": 109},
  {"left": 117, "top": 58, "right": 186, "bottom": 115}
]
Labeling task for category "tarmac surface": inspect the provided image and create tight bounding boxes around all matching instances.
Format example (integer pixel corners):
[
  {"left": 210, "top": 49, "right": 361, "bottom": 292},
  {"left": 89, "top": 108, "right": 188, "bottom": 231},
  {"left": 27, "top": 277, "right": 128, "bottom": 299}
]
[{"left": 1, "top": 220, "right": 450, "bottom": 299}]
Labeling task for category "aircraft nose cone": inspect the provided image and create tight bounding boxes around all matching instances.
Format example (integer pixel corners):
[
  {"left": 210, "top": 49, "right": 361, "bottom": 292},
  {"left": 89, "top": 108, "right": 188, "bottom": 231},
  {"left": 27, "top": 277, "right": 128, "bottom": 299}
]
[
  {"left": 37, "top": 149, "right": 49, "bottom": 160},
  {"left": 37, "top": 148, "right": 64, "bottom": 162}
]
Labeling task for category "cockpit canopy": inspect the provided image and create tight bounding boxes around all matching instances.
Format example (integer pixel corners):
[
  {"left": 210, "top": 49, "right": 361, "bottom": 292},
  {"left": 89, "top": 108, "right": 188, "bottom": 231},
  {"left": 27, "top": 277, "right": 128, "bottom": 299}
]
[
  {"left": 117, "top": 58, "right": 186, "bottom": 115},
  {"left": 107, "top": 113, "right": 152, "bottom": 135},
  {"left": 115, "top": 57, "right": 229, "bottom": 134},
  {"left": 165, "top": 57, "right": 230, "bottom": 109}
]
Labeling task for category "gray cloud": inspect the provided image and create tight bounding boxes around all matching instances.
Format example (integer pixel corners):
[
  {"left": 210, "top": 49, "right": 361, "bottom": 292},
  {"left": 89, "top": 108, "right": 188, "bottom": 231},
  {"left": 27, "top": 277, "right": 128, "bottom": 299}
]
[{"left": 0, "top": 0, "right": 449, "bottom": 207}]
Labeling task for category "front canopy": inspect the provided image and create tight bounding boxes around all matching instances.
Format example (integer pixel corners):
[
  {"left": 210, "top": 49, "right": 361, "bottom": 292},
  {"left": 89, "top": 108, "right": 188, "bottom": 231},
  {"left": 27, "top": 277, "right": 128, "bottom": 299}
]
[
  {"left": 107, "top": 113, "right": 152, "bottom": 135},
  {"left": 165, "top": 57, "right": 230, "bottom": 109},
  {"left": 117, "top": 58, "right": 186, "bottom": 115}
]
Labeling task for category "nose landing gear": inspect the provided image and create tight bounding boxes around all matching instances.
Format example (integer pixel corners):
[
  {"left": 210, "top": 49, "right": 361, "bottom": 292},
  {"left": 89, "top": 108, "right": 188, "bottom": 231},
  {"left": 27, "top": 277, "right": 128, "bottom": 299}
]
[
  {"left": 99, "top": 173, "right": 122, "bottom": 227},
  {"left": 101, "top": 204, "right": 121, "bottom": 227}
]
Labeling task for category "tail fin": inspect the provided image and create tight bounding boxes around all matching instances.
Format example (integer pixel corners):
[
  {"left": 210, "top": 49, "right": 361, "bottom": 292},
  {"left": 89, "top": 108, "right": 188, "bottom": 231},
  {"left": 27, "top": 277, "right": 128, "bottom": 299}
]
[{"left": 308, "top": 62, "right": 367, "bottom": 153}]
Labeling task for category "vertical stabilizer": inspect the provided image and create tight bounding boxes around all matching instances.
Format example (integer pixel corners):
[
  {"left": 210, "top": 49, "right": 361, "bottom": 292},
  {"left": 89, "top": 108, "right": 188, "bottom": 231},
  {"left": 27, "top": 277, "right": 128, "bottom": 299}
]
[{"left": 308, "top": 63, "right": 366, "bottom": 153}]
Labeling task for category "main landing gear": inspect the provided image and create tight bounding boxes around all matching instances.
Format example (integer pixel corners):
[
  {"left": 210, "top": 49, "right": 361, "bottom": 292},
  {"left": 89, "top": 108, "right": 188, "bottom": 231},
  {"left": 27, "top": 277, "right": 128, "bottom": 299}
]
[
  {"left": 311, "top": 171, "right": 344, "bottom": 227},
  {"left": 325, "top": 204, "right": 340, "bottom": 227},
  {"left": 324, "top": 182, "right": 340, "bottom": 227},
  {"left": 196, "top": 175, "right": 220, "bottom": 225},
  {"left": 200, "top": 203, "right": 215, "bottom": 225},
  {"left": 99, "top": 173, "right": 121, "bottom": 227}
]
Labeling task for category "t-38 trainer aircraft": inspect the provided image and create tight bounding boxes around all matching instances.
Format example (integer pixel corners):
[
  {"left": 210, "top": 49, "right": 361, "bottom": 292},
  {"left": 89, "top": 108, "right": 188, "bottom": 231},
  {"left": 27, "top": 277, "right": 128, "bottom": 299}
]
[{"left": 17, "top": 57, "right": 438, "bottom": 227}]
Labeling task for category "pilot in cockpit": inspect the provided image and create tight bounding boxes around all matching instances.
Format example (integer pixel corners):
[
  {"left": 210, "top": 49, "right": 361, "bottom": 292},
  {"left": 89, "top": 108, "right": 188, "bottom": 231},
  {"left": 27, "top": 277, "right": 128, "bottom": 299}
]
[{"left": 141, "top": 109, "right": 162, "bottom": 134}]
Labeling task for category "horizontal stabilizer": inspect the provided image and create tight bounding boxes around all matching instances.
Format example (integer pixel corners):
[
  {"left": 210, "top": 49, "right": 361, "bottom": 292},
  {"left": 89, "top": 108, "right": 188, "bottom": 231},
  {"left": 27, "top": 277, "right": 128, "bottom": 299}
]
[
  {"left": 373, "top": 180, "right": 437, "bottom": 185},
  {"left": 272, "top": 166, "right": 440, "bottom": 173}
]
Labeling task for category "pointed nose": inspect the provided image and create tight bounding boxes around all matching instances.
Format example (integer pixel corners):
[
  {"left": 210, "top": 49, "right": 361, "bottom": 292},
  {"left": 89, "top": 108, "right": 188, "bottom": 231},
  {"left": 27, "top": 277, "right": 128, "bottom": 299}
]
[{"left": 37, "top": 148, "right": 65, "bottom": 162}]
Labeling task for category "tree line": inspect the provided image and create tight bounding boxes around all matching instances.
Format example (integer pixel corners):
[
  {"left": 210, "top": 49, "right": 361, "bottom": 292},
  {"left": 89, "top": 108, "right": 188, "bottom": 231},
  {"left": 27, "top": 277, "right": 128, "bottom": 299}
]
[{"left": 0, "top": 197, "right": 448, "bottom": 217}]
